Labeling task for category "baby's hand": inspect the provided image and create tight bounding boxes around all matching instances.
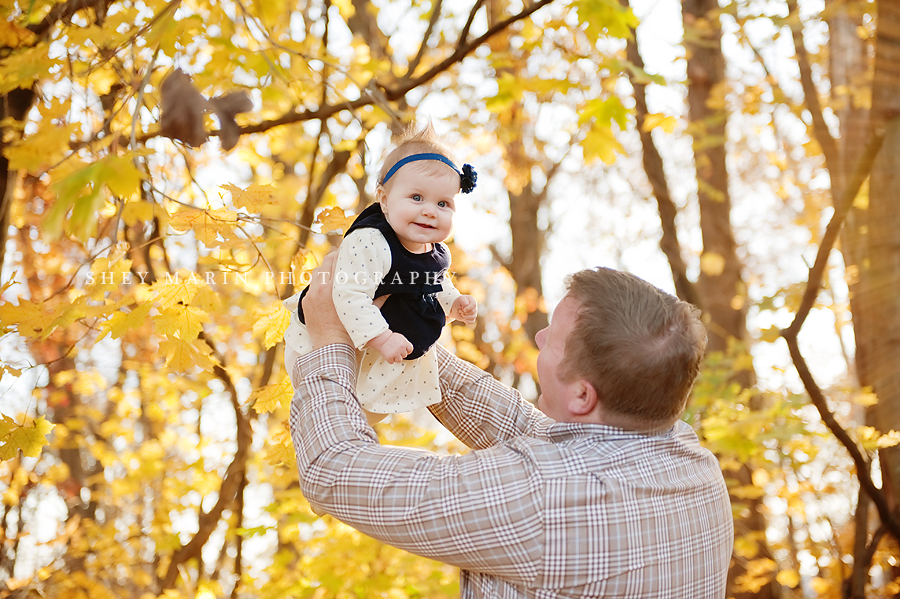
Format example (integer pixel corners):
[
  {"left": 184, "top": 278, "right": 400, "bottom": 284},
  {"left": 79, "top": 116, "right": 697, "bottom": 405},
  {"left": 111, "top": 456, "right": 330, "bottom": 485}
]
[
  {"left": 450, "top": 295, "right": 478, "bottom": 325},
  {"left": 367, "top": 330, "right": 413, "bottom": 364}
]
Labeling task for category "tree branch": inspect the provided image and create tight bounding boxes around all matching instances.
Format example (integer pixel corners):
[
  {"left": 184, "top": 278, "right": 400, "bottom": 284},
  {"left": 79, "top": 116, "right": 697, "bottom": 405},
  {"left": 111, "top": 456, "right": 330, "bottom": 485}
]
[
  {"left": 160, "top": 336, "right": 253, "bottom": 591},
  {"left": 405, "top": 0, "right": 444, "bottom": 80},
  {"left": 29, "top": 0, "right": 110, "bottom": 36},
  {"left": 786, "top": 0, "right": 841, "bottom": 190},
  {"left": 136, "top": 0, "right": 558, "bottom": 143},
  {"left": 781, "top": 126, "right": 900, "bottom": 541},
  {"left": 622, "top": 0, "right": 701, "bottom": 308}
]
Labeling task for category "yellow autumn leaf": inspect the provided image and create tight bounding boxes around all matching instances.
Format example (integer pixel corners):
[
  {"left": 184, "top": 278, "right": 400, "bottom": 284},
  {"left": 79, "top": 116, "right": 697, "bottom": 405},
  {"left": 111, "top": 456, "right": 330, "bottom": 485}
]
[
  {"left": 159, "top": 337, "right": 218, "bottom": 372},
  {"left": 151, "top": 271, "right": 203, "bottom": 309},
  {"left": 291, "top": 248, "right": 313, "bottom": 279},
  {"left": 122, "top": 201, "right": 155, "bottom": 226},
  {"left": 853, "top": 388, "right": 878, "bottom": 407},
  {"left": 733, "top": 535, "right": 759, "bottom": 559},
  {"left": 222, "top": 182, "right": 278, "bottom": 212},
  {"left": 810, "top": 577, "right": 832, "bottom": 595},
  {"left": 249, "top": 377, "right": 293, "bottom": 414},
  {"left": 580, "top": 125, "right": 625, "bottom": 165},
  {"left": 252, "top": 302, "right": 290, "bottom": 349},
  {"left": 155, "top": 304, "right": 208, "bottom": 340},
  {"left": 0, "top": 42, "right": 59, "bottom": 95},
  {"left": 0, "top": 18, "right": 36, "bottom": 48},
  {"left": 86, "top": 257, "right": 133, "bottom": 296},
  {"left": 332, "top": 0, "right": 355, "bottom": 18},
  {"left": 265, "top": 427, "right": 296, "bottom": 465},
  {"left": 877, "top": 430, "right": 900, "bottom": 448},
  {"left": 0, "top": 417, "right": 56, "bottom": 460},
  {"left": 316, "top": 206, "right": 354, "bottom": 235},
  {"left": 3, "top": 122, "right": 80, "bottom": 172},
  {"left": 641, "top": 113, "right": 678, "bottom": 134},
  {"left": 88, "top": 62, "right": 120, "bottom": 96},
  {"left": 101, "top": 155, "right": 144, "bottom": 200},
  {"left": 700, "top": 252, "right": 726, "bottom": 276},
  {"left": 169, "top": 208, "right": 239, "bottom": 246}
]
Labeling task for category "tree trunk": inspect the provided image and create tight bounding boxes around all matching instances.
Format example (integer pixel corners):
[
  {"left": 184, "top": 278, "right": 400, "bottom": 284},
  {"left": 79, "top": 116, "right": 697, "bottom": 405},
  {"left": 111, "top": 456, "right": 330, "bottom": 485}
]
[
  {"left": 681, "top": 1, "right": 776, "bottom": 597},
  {"left": 862, "top": 0, "right": 900, "bottom": 514},
  {"left": 826, "top": 1, "right": 877, "bottom": 589}
]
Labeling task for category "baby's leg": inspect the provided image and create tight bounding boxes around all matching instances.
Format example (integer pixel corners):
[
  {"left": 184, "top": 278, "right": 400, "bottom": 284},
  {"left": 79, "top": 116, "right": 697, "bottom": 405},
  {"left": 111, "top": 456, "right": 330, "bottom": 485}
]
[
  {"left": 364, "top": 410, "right": 387, "bottom": 426},
  {"left": 284, "top": 345, "right": 303, "bottom": 388}
]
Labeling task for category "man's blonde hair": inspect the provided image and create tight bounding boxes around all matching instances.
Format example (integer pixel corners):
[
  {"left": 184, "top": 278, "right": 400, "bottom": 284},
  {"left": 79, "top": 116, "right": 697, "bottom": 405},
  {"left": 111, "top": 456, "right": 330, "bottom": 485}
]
[{"left": 562, "top": 268, "right": 708, "bottom": 430}]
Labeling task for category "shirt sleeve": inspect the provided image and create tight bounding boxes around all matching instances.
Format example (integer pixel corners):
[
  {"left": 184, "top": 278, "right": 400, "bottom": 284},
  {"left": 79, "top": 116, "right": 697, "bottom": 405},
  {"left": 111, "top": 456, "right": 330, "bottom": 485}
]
[
  {"left": 290, "top": 344, "right": 544, "bottom": 583},
  {"left": 437, "top": 274, "right": 462, "bottom": 315},
  {"left": 428, "top": 344, "right": 553, "bottom": 450},
  {"left": 333, "top": 228, "right": 393, "bottom": 350}
]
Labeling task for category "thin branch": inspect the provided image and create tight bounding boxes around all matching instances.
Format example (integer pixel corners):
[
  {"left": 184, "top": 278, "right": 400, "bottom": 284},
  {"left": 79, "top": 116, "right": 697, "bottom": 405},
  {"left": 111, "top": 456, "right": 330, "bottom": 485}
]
[
  {"left": 160, "top": 336, "right": 252, "bottom": 591},
  {"left": 28, "top": 0, "right": 109, "bottom": 36},
  {"left": 405, "top": 0, "right": 444, "bottom": 80},
  {"left": 135, "top": 0, "right": 558, "bottom": 142},
  {"left": 622, "top": 0, "right": 700, "bottom": 308},
  {"left": 783, "top": 129, "right": 885, "bottom": 335},
  {"left": 459, "top": 0, "right": 487, "bottom": 47},
  {"left": 786, "top": 0, "right": 840, "bottom": 186}
]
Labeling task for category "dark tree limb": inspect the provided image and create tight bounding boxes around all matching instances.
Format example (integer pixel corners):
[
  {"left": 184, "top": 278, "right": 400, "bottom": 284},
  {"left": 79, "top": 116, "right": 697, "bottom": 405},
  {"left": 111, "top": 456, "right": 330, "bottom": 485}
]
[
  {"left": 135, "top": 0, "right": 557, "bottom": 144},
  {"left": 622, "top": 0, "right": 701, "bottom": 308},
  {"left": 405, "top": 0, "right": 444, "bottom": 80},
  {"left": 160, "top": 337, "right": 253, "bottom": 591},
  {"left": 786, "top": 0, "right": 842, "bottom": 194},
  {"left": 781, "top": 127, "right": 900, "bottom": 542}
]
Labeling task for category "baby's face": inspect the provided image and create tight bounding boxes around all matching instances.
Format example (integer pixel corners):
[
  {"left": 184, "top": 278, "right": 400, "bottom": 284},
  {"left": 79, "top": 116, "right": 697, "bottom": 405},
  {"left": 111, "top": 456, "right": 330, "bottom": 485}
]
[{"left": 378, "top": 161, "right": 459, "bottom": 253}]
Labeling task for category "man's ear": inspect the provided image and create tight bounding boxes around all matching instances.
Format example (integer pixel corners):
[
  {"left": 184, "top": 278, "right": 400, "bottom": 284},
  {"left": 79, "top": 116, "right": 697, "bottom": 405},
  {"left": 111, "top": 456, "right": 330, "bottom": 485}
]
[{"left": 567, "top": 380, "right": 599, "bottom": 416}]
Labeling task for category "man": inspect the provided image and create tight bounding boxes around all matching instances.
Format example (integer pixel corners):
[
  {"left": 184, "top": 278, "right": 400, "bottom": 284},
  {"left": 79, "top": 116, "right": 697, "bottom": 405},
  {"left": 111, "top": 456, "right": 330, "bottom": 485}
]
[{"left": 290, "top": 253, "right": 733, "bottom": 598}]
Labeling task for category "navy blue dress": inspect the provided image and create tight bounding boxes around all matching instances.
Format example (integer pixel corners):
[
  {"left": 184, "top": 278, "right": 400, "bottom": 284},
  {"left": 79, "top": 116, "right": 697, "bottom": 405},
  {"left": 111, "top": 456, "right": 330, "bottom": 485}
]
[{"left": 297, "top": 203, "right": 451, "bottom": 360}]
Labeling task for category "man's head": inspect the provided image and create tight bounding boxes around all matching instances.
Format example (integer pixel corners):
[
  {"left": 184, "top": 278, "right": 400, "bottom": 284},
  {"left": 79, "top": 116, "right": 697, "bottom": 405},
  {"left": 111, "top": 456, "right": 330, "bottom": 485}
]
[{"left": 535, "top": 267, "right": 707, "bottom": 431}]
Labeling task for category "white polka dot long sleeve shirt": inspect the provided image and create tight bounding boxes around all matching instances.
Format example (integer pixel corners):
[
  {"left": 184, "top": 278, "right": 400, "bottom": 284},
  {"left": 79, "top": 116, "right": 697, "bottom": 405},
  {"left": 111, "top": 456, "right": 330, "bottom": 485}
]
[
  {"left": 290, "top": 343, "right": 734, "bottom": 598},
  {"left": 333, "top": 228, "right": 460, "bottom": 351}
]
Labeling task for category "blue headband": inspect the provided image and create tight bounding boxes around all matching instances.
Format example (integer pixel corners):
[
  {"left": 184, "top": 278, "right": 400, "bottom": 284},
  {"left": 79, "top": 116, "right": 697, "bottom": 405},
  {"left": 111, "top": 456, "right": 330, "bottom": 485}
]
[{"left": 381, "top": 153, "right": 478, "bottom": 194}]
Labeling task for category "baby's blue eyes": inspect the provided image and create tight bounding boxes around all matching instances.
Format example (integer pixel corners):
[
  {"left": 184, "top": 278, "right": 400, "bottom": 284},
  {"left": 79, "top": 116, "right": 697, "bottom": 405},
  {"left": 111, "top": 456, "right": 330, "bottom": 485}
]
[
  {"left": 411, "top": 194, "right": 423, "bottom": 201},
  {"left": 438, "top": 201, "right": 448, "bottom": 208}
]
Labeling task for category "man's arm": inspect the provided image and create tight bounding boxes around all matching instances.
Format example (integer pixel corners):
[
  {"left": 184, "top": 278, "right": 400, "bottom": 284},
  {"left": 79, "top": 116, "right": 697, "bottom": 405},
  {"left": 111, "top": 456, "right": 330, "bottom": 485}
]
[
  {"left": 290, "top": 345, "right": 544, "bottom": 582},
  {"left": 428, "top": 344, "right": 553, "bottom": 450}
]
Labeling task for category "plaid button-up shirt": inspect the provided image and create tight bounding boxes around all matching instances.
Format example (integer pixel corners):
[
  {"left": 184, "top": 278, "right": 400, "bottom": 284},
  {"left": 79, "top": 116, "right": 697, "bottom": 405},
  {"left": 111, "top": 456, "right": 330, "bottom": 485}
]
[{"left": 290, "top": 344, "right": 733, "bottom": 598}]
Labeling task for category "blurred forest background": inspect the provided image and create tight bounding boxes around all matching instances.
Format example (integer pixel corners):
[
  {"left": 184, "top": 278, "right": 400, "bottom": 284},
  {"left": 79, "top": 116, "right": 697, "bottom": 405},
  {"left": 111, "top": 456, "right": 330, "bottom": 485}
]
[{"left": 1, "top": 0, "right": 899, "bottom": 597}]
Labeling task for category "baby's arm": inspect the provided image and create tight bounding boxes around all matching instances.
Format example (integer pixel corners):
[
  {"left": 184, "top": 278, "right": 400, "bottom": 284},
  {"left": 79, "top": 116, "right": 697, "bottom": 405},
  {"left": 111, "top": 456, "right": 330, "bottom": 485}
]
[
  {"left": 332, "top": 229, "right": 412, "bottom": 362},
  {"left": 437, "top": 275, "right": 477, "bottom": 325}
]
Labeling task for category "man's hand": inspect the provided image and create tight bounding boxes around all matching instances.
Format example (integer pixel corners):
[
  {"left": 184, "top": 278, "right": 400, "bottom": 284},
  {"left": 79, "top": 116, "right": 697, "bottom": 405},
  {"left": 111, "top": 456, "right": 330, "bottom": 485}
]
[
  {"left": 450, "top": 295, "right": 478, "bottom": 325},
  {"left": 366, "top": 330, "right": 413, "bottom": 364},
  {"left": 302, "top": 252, "right": 353, "bottom": 349}
]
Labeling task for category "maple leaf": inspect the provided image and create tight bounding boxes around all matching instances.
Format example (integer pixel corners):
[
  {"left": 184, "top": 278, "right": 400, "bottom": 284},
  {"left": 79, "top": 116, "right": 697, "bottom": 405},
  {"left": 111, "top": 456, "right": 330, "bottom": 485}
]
[
  {"left": 0, "top": 417, "right": 55, "bottom": 461},
  {"left": 4, "top": 122, "right": 80, "bottom": 172},
  {"left": 151, "top": 271, "right": 202, "bottom": 309},
  {"left": 121, "top": 201, "right": 154, "bottom": 226},
  {"left": 159, "top": 337, "right": 218, "bottom": 372},
  {"left": 0, "top": 300, "right": 54, "bottom": 338},
  {"left": 99, "top": 302, "right": 153, "bottom": 341},
  {"left": 155, "top": 304, "right": 208, "bottom": 341},
  {"left": 291, "top": 248, "right": 313, "bottom": 279},
  {"left": 641, "top": 113, "right": 678, "bottom": 134},
  {"left": 252, "top": 302, "right": 290, "bottom": 349},
  {"left": 222, "top": 183, "right": 278, "bottom": 213},
  {"left": 169, "top": 208, "right": 239, "bottom": 246},
  {"left": 249, "top": 378, "right": 293, "bottom": 414},
  {"left": 316, "top": 206, "right": 354, "bottom": 235},
  {"left": 877, "top": 430, "right": 900, "bottom": 448},
  {"left": 0, "top": 18, "right": 36, "bottom": 48}
]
